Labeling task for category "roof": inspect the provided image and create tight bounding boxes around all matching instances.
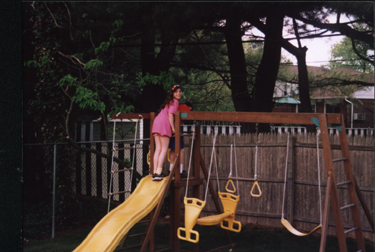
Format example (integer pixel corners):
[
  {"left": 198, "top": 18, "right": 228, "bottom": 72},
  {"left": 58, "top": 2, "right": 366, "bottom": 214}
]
[
  {"left": 280, "top": 65, "right": 374, "bottom": 82},
  {"left": 352, "top": 86, "right": 374, "bottom": 99},
  {"left": 278, "top": 65, "right": 374, "bottom": 100},
  {"left": 275, "top": 96, "right": 301, "bottom": 104}
]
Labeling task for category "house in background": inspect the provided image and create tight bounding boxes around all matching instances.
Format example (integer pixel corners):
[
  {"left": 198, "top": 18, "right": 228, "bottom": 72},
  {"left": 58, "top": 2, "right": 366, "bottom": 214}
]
[
  {"left": 273, "top": 66, "right": 374, "bottom": 135},
  {"left": 312, "top": 86, "right": 374, "bottom": 130}
]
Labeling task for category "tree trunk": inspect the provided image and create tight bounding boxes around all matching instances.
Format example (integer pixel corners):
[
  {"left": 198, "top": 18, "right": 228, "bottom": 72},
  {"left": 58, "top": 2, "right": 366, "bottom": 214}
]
[
  {"left": 225, "top": 15, "right": 251, "bottom": 112},
  {"left": 251, "top": 11, "right": 284, "bottom": 132},
  {"left": 140, "top": 31, "right": 166, "bottom": 113}
]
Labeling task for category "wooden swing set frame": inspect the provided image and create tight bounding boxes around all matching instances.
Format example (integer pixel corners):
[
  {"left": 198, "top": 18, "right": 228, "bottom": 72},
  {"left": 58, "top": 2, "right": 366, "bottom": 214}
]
[{"left": 112, "top": 111, "right": 374, "bottom": 252}]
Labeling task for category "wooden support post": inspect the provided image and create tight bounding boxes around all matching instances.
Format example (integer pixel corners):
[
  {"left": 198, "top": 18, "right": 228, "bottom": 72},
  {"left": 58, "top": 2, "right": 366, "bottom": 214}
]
[
  {"left": 150, "top": 112, "right": 155, "bottom": 174},
  {"left": 353, "top": 176, "right": 374, "bottom": 231},
  {"left": 193, "top": 122, "right": 201, "bottom": 252},
  {"left": 319, "top": 114, "right": 347, "bottom": 252},
  {"left": 140, "top": 155, "right": 180, "bottom": 252},
  {"left": 338, "top": 116, "right": 365, "bottom": 251},
  {"left": 173, "top": 112, "right": 182, "bottom": 252},
  {"left": 286, "top": 135, "right": 295, "bottom": 225},
  {"left": 319, "top": 172, "right": 332, "bottom": 252}
]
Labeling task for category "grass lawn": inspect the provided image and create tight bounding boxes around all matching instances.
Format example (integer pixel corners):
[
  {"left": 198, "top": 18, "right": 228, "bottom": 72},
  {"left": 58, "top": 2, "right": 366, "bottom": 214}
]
[{"left": 23, "top": 220, "right": 373, "bottom": 252}]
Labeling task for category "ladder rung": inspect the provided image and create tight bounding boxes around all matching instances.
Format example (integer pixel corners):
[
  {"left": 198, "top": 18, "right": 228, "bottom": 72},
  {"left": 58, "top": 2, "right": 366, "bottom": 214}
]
[
  {"left": 340, "top": 203, "right": 355, "bottom": 210},
  {"left": 333, "top": 158, "right": 347, "bottom": 162},
  {"left": 108, "top": 190, "right": 131, "bottom": 196},
  {"left": 336, "top": 180, "right": 351, "bottom": 187},
  {"left": 344, "top": 227, "right": 358, "bottom": 234},
  {"left": 112, "top": 147, "right": 136, "bottom": 151},
  {"left": 110, "top": 168, "right": 133, "bottom": 174}
]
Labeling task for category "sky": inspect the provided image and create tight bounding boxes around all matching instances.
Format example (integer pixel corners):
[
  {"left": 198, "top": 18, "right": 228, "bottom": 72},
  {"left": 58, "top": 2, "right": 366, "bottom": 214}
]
[
  {"left": 251, "top": 14, "right": 349, "bottom": 67},
  {"left": 282, "top": 33, "right": 345, "bottom": 67}
]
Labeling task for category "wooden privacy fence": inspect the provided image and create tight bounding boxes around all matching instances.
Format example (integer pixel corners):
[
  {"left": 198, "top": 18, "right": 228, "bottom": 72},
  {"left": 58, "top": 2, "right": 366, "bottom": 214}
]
[{"left": 180, "top": 133, "right": 374, "bottom": 241}]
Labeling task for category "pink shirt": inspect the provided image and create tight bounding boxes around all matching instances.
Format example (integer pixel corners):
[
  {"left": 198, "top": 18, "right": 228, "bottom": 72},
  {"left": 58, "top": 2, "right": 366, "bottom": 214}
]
[{"left": 152, "top": 99, "right": 179, "bottom": 137}]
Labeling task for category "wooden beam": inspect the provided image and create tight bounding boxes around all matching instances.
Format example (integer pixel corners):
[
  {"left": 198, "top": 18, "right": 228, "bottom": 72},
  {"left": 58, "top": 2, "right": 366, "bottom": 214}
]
[
  {"left": 140, "top": 154, "right": 180, "bottom": 252},
  {"left": 319, "top": 114, "right": 347, "bottom": 252},
  {"left": 180, "top": 111, "right": 342, "bottom": 125},
  {"left": 353, "top": 176, "right": 374, "bottom": 231},
  {"left": 338, "top": 116, "right": 365, "bottom": 251},
  {"left": 150, "top": 113, "right": 155, "bottom": 174},
  {"left": 319, "top": 172, "right": 332, "bottom": 252}
]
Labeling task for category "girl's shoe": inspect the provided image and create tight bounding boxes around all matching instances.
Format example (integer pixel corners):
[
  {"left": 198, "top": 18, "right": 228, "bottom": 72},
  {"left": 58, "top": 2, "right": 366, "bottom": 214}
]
[
  {"left": 152, "top": 173, "right": 162, "bottom": 181},
  {"left": 152, "top": 173, "right": 166, "bottom": 181}
]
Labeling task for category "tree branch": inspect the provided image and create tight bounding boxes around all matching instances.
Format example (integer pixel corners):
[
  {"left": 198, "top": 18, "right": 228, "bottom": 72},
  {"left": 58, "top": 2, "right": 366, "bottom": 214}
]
[
  {"left": 44, "top": 2, "right": 63, "bottom": 28},
  {"left": 350, "top": 38, "right": 374, "bottom": 65},
  {"left": 58, "top": 51, "right": 86, "bottom": 66}
]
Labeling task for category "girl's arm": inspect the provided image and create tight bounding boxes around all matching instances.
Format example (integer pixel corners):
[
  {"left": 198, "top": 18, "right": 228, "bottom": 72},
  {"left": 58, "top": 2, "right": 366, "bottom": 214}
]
[{"left": 169, "top": 113, "right": 175, "bottom": 133}]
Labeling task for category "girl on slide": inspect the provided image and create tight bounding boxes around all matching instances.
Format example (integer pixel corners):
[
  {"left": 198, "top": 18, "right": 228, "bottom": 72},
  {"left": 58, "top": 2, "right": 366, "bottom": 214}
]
[{"left": 151, "top": 85, "right": 182, "bottom": 181}]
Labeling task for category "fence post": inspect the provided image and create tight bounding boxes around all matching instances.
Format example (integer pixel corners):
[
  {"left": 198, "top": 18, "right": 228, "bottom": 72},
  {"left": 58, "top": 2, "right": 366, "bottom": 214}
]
[
  {"left": 118, "top": 142, "right": 125, "bottom": 202},
  {"left": 287, "top": 135, "right": 296, "bottom": 225},
  {"left": 52, "top": 144, "right": 56, "bottom": 238},
  {"left": 85, "top": 142, "right": 92, "bottom": 196},
  {"left": 75, "top": 147, "right": 82, "bottom": 195},
  {"left": 96, "top": 143, "right": 102, "bottom": 198}
]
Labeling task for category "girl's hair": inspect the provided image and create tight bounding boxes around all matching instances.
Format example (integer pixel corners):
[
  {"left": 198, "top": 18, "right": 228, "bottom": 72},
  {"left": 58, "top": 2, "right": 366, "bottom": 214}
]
[{"left": 157, "top": 85, "right": 181, "bottom": 114}]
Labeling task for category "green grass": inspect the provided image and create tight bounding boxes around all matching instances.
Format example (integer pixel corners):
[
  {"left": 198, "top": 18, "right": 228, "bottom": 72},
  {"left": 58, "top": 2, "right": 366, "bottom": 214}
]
[{"left": 24, "top": 221, "right": 373, "bottom": 252}]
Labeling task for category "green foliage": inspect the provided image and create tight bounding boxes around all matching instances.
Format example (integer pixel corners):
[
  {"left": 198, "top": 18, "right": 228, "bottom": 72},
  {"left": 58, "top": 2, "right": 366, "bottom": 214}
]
[
  {"left": 328, "top": 36, "right": 374, "bottom": 73},
  {"left": 123, "top": 158, "right": 131, "bottom": 168},
  {"left": 72, "top": 86, "right": 106, "bottom": 113},
  {"left": 135, "top": 72, "right": 174, "bottom": 90},
  {"left": 84, "top": 59, "right": 104, "bottom": 69},
  {"left": 59, "top": 74, "right": 77, "bottom": 87}
]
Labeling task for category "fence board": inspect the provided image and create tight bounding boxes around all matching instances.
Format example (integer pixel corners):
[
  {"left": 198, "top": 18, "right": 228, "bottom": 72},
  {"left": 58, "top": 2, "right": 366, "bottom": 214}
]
[
  {"left": 196, "top": 133, "right": 373, "bottom": 241},
  {"left": 62, "top": 133, "right": 373, "bottom": 241}
]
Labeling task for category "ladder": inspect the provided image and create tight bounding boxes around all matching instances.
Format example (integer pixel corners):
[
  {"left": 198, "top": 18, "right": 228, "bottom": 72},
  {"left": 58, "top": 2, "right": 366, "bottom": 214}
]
[
  {"left": 107, "top": 118, "right": 139, "bottom": 212},
  {"left": 318, "top": 114, "right": 371, "bottom": 252}
]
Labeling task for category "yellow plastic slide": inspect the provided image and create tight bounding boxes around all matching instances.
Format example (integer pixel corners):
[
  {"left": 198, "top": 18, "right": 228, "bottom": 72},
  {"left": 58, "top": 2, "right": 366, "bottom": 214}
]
[{"left": 73, "top": 174, "right": 168, "bottom": 252}]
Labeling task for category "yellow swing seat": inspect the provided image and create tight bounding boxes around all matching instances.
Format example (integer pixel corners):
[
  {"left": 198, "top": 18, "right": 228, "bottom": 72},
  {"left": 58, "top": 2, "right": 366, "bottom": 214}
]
[
  {"left": 177, "top": 197, "right": 206, "bottom": 243},
  {"left": 196, "top": 212, "right": 231, "bottom": 226},
  {"left": 196, "top": 192, "right": 241, "bottom": 233},
  {"left": 281, "top": 218, "right": 321, "bottom": 237}
]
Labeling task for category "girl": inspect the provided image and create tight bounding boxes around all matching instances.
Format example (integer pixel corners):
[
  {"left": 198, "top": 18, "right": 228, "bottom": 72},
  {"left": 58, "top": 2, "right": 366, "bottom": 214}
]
[{"left": 151, "top": 85, "right": 182, "bottom": 181}]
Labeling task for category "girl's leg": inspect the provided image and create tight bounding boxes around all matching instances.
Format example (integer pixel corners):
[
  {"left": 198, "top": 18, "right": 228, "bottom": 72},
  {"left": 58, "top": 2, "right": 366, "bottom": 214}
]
[
  {"left": 155, "top": 136, "right": 170, "bottom": 169},
  {"left": 153, "top": 134, "right": 161, "bottom": 174},
  {"left": 169, "top": 149, "right": 175, "bottom": 171}
]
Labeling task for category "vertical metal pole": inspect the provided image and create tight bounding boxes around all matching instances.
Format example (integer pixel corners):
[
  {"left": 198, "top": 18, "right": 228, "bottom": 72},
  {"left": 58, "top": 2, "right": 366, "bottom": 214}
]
[{"left": 52, "top": 144, "right": 56, "bottom": 238}]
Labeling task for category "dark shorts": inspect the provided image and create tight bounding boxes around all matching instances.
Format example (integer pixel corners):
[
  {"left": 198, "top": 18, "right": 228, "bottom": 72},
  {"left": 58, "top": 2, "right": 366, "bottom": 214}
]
[{"left": 169, "top": 135, "right": 184, "bottom": 149}]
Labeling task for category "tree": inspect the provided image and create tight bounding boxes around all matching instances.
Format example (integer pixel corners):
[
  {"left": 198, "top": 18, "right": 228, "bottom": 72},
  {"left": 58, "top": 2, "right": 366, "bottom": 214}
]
[{"left": 329, "top": 36, "right": 374, "bottom": 73}]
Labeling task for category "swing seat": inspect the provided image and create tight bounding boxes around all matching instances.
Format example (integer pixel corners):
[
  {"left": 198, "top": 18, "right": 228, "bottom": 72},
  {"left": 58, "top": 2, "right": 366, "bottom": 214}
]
[
  {"left": 196, "top": 211, "right": 231, "bottom": 226},
  {"left": 177, "top": 197, "right": 206, "bottom": 243},
  {"left": 281, "top": 218, "right": 321, "bottom": 236},
  {"left": 196, "top": 192, "right": 241, "bottom": 232},
  {"left": 219, "top": 192, "right": 241, "bottom": 232}
]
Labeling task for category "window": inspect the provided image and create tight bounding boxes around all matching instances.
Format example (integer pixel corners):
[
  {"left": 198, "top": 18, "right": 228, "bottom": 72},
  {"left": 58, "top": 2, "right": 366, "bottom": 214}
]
[
  {"left": 325, "top": 102, "right": 341, "bottom": 113},
  {"left": 353, "top": 113, "right": 366, "bottom": 120}
]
